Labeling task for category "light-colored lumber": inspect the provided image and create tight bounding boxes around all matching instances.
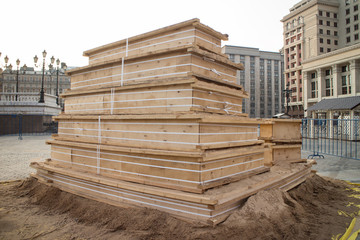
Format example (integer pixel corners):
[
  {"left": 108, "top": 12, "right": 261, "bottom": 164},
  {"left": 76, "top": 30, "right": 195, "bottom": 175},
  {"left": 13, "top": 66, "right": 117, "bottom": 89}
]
[
  {"left": 62, "top": 78, "right": 246, "bottom": 116},
  {"left": 82, "top": 18, "right": 228, "bottom": 65},
  {"left": 46, "top": 139, "right": 266, "bottom": 192},
  {"left": 67, "top": 46, "right": 241, "bottom": 91},
  {"left": 31, "top": 162, "right": 313, "bottom": 225}
]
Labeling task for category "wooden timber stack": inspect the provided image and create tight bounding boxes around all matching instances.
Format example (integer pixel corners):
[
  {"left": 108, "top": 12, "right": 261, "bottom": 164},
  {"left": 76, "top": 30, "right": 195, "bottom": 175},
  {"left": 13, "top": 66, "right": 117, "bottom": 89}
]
[
  {"left": 31, "top": 19, "right": 312, "bottom": 224},
  {"left": 259, "top": 119, "right": 304, "bottom": 166}
]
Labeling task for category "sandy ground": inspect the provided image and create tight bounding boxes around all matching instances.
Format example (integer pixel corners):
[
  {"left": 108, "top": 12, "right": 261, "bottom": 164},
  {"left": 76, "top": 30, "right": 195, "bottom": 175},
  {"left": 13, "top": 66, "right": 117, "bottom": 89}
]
[{"left": 1, "top": 175, "right": 360, "bottom": 240}]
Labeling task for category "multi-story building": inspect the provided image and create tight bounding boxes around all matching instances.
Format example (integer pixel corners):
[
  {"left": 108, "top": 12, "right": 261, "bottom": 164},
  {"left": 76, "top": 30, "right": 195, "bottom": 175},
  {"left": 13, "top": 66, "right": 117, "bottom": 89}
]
[
  {"left": 282, "top": 0, "right": 360, "bottom": 118},
  {"left": 223, "top": 45, "right": 284, "bottom": 118}
]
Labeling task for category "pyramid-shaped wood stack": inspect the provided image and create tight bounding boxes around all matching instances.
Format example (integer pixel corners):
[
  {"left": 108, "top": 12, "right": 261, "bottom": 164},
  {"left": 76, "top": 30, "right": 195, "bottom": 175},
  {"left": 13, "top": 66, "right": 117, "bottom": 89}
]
[{"left": 31, "top": 19, "right": 312, "bottom": 224}]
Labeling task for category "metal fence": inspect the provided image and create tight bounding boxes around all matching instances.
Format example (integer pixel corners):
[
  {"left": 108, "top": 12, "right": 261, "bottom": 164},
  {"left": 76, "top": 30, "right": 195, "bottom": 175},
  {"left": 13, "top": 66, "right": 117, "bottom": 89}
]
[
  {"left": 0, "top": 114, "right": 58, "bottom": 139},
  {"left": 302, "top": 118, "right": 360, "bottom": 160}
]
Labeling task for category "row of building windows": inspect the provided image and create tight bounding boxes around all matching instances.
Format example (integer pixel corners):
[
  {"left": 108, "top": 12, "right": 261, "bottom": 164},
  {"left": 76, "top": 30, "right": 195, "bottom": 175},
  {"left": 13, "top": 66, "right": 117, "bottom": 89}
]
[
  {"left": 345, "top": 14, "right": 359, "bottom": 24},
  {"left": 319, "top": 19, "right": 338, "bottom": 27},
  {"left": 319, "top": 10, "right": 337, "bottom": 18},
  {"left": 346, "top": 33, "right": 360, "bottom": 42},
  {"left": 319, "top": 38, "right": 338, "bottom": 45},
  {"left": 319, "top": 28, "right": 337, "bottom": 36},
  {"left": 346, "top": 4, "right": 358, "bottom": 15}
]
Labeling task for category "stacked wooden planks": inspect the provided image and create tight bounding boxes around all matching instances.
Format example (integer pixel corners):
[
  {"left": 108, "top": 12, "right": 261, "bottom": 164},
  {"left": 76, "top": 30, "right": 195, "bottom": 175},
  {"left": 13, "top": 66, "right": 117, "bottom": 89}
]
[
  {"left": 31, "top": 18, "right": 312, "bottom": 224},
  {"left": 259, "top": 119, "right": 304, "bottom": 166}
]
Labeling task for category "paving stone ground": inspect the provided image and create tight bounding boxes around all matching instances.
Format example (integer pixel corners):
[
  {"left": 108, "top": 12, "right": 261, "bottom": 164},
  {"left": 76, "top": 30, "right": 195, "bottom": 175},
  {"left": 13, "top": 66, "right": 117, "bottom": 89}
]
[{"left": 0, "top": 135, "right": 51, "bottom": 181}]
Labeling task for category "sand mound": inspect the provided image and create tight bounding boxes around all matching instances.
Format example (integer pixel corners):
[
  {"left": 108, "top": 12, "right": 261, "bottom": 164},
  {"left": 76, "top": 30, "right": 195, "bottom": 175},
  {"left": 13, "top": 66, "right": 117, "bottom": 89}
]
[{"left": 1, "top": 174, "right": 359, "bottom": 240}]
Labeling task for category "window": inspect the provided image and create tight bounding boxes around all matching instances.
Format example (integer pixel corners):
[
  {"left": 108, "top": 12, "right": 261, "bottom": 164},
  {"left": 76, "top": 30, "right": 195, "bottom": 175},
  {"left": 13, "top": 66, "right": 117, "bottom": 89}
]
[
  {"left": 327, "top": 21, "right": 331, "bottom": 26},
  {"left": 347, "top": 36, "right": 351, "bottom": 42},
  {"left": 341, "top": 64, "right": 351, "bottom": 95},
  {"left": 320, "top": 38, "right": 324, "bottom": 43},
  {"left": 342, "top": 75, "right": 352, "bottom": 94},
  {"left": 319, "top": 20, "right": 323, "bottom": 25},
  {"left": 327, "top": 12, "right": 331, "bottom": 17},
  {"left": 355, "top": 33, "right": 359, "bottom": 40},
  {"left": 355, "top": 5, "right": 359, "bottom": 11},
  {"left": 327, "top": 48, "right": 331, "bottom": 52},
  {"left": 327, "top": 39, "right": 331, "bottom": 44},
  {"left": 355, "top": 14, "right": 359, "bottom": 21},
  {"left": 334, "top": 31, "right": 338, "bottom": 36},
  {"left": 320, "top": 29, "right": 324, "bottom": 34},
  {"left": 346, "top": 18, "right": 351, "bottom": 24},
  {"left": 325, "top": 78, "right": 333, "bottom": 96},
  {"left": 346, "top": 8, "right": 351, "bottom": 15},
  {"left": 334, "top": 13, "right": 338, "bottom": 18},
  {"left": 319, "top": 10, "right": 323, "bottom": 16},
  {"left": 346, "top": 0, "right": 350, "bottom": 6},
  {"left": 334, "top": 22, "right": 338, "bottom": 27},
  {"left": 320, "top": 47, "right": 324, "bottom": 53},
  {"left": 229, "top": 54, "right": 235, "bottom": 61},
  {"left": 311, "top": 75, "right": 318, "bottom": 98},
  {"left": 335, "top": 40, "right": 338, "bottom": 45},
  {"left": 355, "top": 24, "right": 359, "bottom": 30},
  {"left": 347, "top": 27, "right": 351, "bottom": 33},
  {"left": 327, "top": 30, "right": 331, "bottom": 35}
]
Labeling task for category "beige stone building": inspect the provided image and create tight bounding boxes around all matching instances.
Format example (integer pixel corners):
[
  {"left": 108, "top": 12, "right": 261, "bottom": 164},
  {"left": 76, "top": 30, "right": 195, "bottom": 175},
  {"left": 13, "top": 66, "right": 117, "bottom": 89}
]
[
  {"left": 0, "top": 67, "right": 70, "bottom": 106},
  {"left": 223, "top": 46, "right": 284, "bottom": 118},
  {"left": 282, "top": 0, "right": 360, "bottom": 118}
]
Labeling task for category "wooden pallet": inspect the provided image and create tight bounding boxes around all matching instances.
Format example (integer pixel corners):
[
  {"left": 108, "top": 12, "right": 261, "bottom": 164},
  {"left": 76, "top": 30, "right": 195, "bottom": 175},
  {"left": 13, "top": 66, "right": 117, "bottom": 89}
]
[
  {"left": 62, "top": 77, "right": 248, "bottom": 116},
  {"left": 67, "top": 46, "right": 242, "bottom": 91},
  {"left": 54, "top": 114, "right": 264, "bottom": 151},
  {"left": 46, "top": 139, "right": 266, "bottom": 193},
  {"left": 31, "top": 161, "right": 313, "bottom": 225},
  {"left": 83, "top": 18, "right": 228, "bottom": 65}
]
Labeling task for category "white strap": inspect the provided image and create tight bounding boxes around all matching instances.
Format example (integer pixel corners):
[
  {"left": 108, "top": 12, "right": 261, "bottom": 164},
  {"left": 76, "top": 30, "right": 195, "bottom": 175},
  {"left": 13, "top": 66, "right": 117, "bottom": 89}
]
[
  {"left": 121, "top": 58, "right": 124, "bottom": 86},
  {"left": 98, "top": 116, "right": 101, "bottom": 144},
  {"left": 110, "top": 88, "right": 115, "bottom": 115},
  {"left": 97, "top": 145, "right": 100, "bottom": 175}
]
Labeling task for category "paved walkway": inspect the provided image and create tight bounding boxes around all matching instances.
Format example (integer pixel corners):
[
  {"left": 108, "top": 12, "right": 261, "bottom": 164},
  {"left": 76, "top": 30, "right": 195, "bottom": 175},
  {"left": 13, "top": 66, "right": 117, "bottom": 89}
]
[
  {"left": 302, "top": 150, "right": 360, "bottom": 183},
  {"left": 1, "top": 136, "right": 360, "bottom": 183},
  {"left": 0, "top": 135, "right": 51, "bottom": 181}
]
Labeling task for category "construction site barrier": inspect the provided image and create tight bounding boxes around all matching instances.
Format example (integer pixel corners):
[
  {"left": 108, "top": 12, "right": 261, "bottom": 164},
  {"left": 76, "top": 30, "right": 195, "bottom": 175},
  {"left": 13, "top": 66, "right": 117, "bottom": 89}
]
[{"left": 302, "top": 118, "right": 360, "bottom": 160}]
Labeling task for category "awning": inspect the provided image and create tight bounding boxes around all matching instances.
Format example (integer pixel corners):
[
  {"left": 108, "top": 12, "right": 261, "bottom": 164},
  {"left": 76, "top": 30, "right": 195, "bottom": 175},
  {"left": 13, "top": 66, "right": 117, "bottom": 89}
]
[{"left": 307, "top": 96, "right": 360, "bottom": 111}]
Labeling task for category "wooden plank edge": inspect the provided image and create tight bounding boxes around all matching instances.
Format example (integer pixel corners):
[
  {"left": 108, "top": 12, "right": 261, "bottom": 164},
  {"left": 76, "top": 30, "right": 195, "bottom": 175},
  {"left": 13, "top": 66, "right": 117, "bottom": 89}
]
[
  {"left": 47, "top": 139, "right": 203, "bottom": 158},
  {"left": 30, "top": 162, "right": 218, "bottom": 205}
]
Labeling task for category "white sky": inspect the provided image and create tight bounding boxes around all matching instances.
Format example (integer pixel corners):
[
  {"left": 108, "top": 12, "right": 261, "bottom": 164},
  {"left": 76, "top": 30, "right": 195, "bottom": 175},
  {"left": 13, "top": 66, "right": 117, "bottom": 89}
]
[{"left": 1, "top": 0, "right": 300, "bottom": 69}]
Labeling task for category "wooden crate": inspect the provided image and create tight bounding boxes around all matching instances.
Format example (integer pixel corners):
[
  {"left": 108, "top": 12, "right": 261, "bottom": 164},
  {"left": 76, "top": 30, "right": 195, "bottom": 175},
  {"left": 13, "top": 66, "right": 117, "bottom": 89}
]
[
  {"left": 31, "top": 161, "right": 313, "bottom": 225},
  {"left": 83, "top": 18, "right": 228, "bottom": 65},
  {"left": 263, "top": 143, "right": 303, "bottom": 166},
  {"left": 62, "top": 78, "right": 247, "bottom": 116},
  {"left": 54, "top": 114, "right": 264, "bottom": 152},
  {"left": 67, "top": 46, "right": 242, "bottom": 91},
  {"left": 46, "top": 139, "right": 266, "bottom": 193},
  {"left": 259, "top": 119, "right": 302, "bottom": 143}
]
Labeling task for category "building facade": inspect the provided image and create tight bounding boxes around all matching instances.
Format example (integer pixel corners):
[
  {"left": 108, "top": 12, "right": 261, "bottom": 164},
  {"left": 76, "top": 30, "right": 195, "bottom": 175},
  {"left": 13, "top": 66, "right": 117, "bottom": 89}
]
[
  {"left": 282, "top": 0, "right": 360, "bottom": 117},
  {"left": 0, "top": 67, "right": 70, "bottom": 106},
  {"left": 223, "top": 46, "right": 284, "bottom": 118}
]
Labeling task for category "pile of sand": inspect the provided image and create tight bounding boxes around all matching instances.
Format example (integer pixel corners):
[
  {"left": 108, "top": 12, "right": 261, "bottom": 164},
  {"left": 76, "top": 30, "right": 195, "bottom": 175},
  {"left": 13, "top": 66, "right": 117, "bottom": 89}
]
[{"left": 1, "top": 174, "right": 359, "bottom": 239}]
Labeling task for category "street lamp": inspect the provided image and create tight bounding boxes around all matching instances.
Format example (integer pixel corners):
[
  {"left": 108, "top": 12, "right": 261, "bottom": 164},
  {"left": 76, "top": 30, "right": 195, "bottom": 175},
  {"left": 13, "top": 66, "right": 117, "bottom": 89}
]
[
  {"left": 34, "top": 50, "right": 49, "bottom": 103},
  {"left": 49, "top": 58, "right": 67, "bottom": 105},
  {"left": 0, "top": 55, "right": 27, "bottom": 101}
]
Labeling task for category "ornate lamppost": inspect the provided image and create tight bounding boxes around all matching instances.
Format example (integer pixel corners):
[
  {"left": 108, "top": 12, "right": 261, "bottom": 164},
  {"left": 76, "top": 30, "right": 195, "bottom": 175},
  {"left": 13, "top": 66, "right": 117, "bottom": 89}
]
[
  {"left": 1, "top": 54, "right": 27, "bottom": 101},
  {"left": 34, "top": 50, "right": 55, "bottom": 103},
  {"left": 49, "top": 58, "right": 67, "bottom": 105}
]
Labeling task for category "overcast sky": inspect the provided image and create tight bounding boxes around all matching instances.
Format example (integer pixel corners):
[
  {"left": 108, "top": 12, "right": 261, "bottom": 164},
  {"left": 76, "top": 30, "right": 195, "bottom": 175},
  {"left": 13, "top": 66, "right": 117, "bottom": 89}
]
[{"left": 1, "top": 0, "right": 300, "bottom": 69}]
